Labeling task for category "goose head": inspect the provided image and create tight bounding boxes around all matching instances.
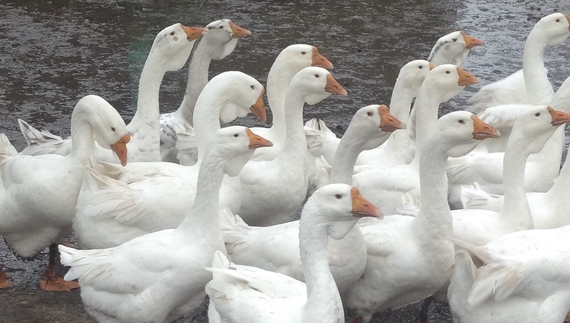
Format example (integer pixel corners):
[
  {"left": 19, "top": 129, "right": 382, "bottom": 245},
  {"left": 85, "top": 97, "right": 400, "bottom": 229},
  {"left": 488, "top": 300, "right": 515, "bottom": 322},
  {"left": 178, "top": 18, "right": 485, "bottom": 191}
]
[
  {"left": 428, "top": 31, "right": 484, "bottom": 66},
  {"left": 305, "top": 184, "right": 381, "bottom": 240},
  {"left": 511, "top": 105, "right": 570, "bottom": 154},
  {"left": 212, "top": 126, "right": 273, "bottom": 176},
  {"left": 397, "top": 59, "right": 434, "bottom": 93},
  {"left": 435, "top": 111, "right": 499, "bottom": 157},
  {"left": 424, "top": 64, "right": 479, "bottom": 102},
  {"left": 349, "top": 104, "right": 406, "bottom": 150},
  {"left": 73, "top": 95, "right": 130, "bottom": 166},
  {"left": 152, "top": 23, "right": 207, "bottom": 72},
  {"left": 290, "top": 66, "right": 347, "bottom": 105},
  {"left": 205, "top": 19, "right": 251, "bottom": 60},
  {"left": 534, "top": 13, "right": 570, "bottom": 46},
  {"left": 203, "top": 71, "right": 266, "bottom": 123},
  {"left": 275, "top": 44, "right": 334, "bottom": 71}
]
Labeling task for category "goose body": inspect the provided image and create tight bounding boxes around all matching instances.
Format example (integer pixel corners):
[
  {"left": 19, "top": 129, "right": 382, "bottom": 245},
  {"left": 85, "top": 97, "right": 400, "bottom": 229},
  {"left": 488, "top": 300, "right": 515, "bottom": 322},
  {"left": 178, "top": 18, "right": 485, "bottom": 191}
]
[
  {"left": 60, "top": 126, "right": 272, "bottom": 323},
  {"left": 0, "top": 95, "right": 129, "bottom": 291},
  {"left": 73, "top": 72, "right": 266, "bottom": 249},
  {"left": 206, "top": 184, "right": 380, "bottom": 323},
  {"left": 19, "top": 24, "right": 205, "bottom": 163},
  {"left": 159, "top": 19, "right": 251, "bottom": 165}
]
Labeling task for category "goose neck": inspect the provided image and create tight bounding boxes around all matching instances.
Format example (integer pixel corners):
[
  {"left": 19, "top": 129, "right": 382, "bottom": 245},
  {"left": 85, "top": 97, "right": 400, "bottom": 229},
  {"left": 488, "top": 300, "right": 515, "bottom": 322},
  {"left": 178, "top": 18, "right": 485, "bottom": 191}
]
[
  {"left": 266, "top": 62, "right": 297, "bottom": 140},
  {"left": 383, "top": 81, "right": 417, "bottom": 153},
  {"left": 192, "top": 90, "right": 225, "bottom": 163},
  {"left": 412, "top": 87, "right": 442, "bottom": 152},
  {"left": 128, "top": 54, "right": 166, "bottom": 128},
  {"left": 69, "top": 115, "right": 96, "bottom": 166},
  {"left": 175, "top": 38, "right": 215, "bottom": 125},
  {"left": 523, "top": 31, "right": 553, "bottom": 104},
  {"left": 279, "top": 89, "right": 307, "bottom": 160},
  {"left": 330, "top": 129, "right": 367, "bottom": 184}
]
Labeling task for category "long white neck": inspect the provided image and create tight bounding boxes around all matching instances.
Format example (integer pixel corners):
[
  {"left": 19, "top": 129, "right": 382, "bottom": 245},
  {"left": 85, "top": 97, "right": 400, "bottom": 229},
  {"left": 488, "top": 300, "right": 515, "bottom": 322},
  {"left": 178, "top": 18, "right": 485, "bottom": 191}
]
[
  {"left": 175, "top": 38, "right": 215, "bottom": 126},
  {"left": 265, "top": 61, "right": 299, "bottom": 150},
  {"left": 409, "top": 84, "right": 445, "bottom": 167},
  {"left": 278, "top": 87, "right": 307, "bottom": 163},
  {"left": 500, "top": 129, "right": 535, "bottom": 230},
  {"left": 383, "top": 78, "right": 418, "bottom": 156},
  {"left": 330, "top": 128, "right": 370, "bottom": 184},
  {"left": 412, "top": 139, "right": 452, "bottom": 241},
  {"left": 177, "top": 146, "right": 224, "bottom": 239},
  {"left": 523, "top": 29, "right": 554, "bottom": 105},
  {"left": 68, "top": 108, "right": 96, "bottom": 166},
  {"left": 299, "top": 208, "right": 344, "bottom": 322},
  {"left": 193, "top": 86, "right": 225, "bottom": 163}
]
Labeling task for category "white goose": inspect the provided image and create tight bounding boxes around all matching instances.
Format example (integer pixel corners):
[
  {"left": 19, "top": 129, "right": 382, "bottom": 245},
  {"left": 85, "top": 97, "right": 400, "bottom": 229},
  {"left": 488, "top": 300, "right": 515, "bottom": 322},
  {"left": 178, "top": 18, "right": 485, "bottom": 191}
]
[
  {"left": 206, "top": 184, "right": 380, "bottom": 323},
  {"left": 352, "top": 65, "right": 479, "bottom": 215},
  {"left": 249, "top": 44, "right": 333, "bottom": 161},
  {"left": 159, "top": 19, "right": 251, "bottom": 164},
  {"left": 18, "top": 23, "right": 205, "bottom": 163},
  {"left": 219, "top": 105, "right": 403, "bottom": 296},
  {"left": 449, "top": 225, "right": 570, "bottom": 323},
  {"left": 0, "top": 95, "right": 129, "bottom": 291},
  {"left": 447, "top": 13, "right": 570, "bottom": 198},
  {"left": 428, "top": 30, "right": 484, "bottom": 66},
  {"left": 309, "top": 60, "right": 433, "bottom": 167},
  {"left": 343, "top": 111, "right": 500, "bottom": 323},
  {"left": 59, "top": 126, "right": 273, "bottom": 323},
  {"left": 73, "top": 71, "right": 266, "bottom": 249},
  {"left": 238, "top": 67, "right": 347, "bottom": 226},
  {"left": 450, "top": 106, "right": 570, "bottom": 246}
]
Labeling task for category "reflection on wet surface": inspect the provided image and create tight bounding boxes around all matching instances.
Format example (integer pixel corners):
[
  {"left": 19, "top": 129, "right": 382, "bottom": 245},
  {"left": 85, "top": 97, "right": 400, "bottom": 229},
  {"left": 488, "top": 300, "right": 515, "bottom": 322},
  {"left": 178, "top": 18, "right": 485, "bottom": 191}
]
[{"left": 0, "top": 0, "right": 569, "bottom": 322}]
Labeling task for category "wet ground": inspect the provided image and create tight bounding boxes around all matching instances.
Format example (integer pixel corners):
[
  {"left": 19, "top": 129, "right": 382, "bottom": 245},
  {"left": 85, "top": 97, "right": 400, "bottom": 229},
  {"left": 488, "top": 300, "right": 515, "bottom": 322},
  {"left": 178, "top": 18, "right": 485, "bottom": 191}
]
[{"left": 1, "top": 0, "right": 570, "bottom": 322}]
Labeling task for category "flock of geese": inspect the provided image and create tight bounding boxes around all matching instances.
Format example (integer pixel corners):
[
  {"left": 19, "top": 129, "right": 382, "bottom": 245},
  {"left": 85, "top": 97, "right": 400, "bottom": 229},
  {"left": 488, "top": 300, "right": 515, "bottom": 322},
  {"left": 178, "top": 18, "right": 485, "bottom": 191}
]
[{"left": 1, "top": 11, "right": 570, "bottom": 323}]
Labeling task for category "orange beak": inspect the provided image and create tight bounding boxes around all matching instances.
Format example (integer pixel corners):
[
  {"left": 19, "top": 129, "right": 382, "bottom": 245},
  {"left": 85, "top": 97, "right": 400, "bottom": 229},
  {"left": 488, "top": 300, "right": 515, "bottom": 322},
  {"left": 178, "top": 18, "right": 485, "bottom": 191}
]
[
  {"left": 250, "top": 88, "right": 267, "bottom": 122},
  {"left": 181, "top": 25, "right": 208, "bottom": 41},
  {"left": 456, "top": 67, "right": 479, "bottom": 86},
  {"left": 429, "top": 63, "right": 436, "bottom": 70},
  {"left": 228, "top": 21, "right": 252, "bottom": 38},
  {"left": 325, "top": 74, "right": 348, "bottom": 96},
  {"left": 110, "top": 133, "right": 131, "bottom": 166},
  {"left": 460, "top": 31, "right": 484, "bottom": 49},
  {"left": 245, "top": 128, "right": 273, "bottom": 149},
  {"left": 565, "top": 14, "right": 570, "bottom": 31},
  {"left": 351, "top": 187, "right": 382, "bottom": 218},
  {"left": 548, "top": 106, "right": 570, "bottom": 126},
  {"left": 471, "top": 115, "right": 500, "bottom": 140},
  {"left": 312, "top": 47, "right": 334, "bottom": 69},
  {"left": 378, "top": 105, "right": 406, "bottom": 132}
]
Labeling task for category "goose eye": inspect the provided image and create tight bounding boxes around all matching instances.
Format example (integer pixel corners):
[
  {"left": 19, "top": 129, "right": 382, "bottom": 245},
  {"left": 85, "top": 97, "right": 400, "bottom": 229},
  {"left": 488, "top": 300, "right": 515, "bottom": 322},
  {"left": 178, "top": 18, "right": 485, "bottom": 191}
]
[
  {"left": 301, "top": 51, "right": 306, "bottom": 55},
  {"left": 219, "top": 25, "right": 224, "bottom": 29},
  {"left": 418, "top": 65, "right": 423, "bottom": 69},
  {"left": 170, "top": 31, "right": 175, "bottom": 36},
  {"left": 315, "top": 74, "right": 320, "bottom": 78},
  {"left": 250, "top": 85, "right": 255, "bottom": 90},
  {"left": 452, "top": 38, "right": 457, "bottom": 42},
  {"left": 335, "top": 194, "right": 342, "bottom": 200},
  {"left": 111, "top": 127, "right": 116, "bottom": 132},
  {"left": 367, "top": 111, "right": 373, "bottom": 117},
  {"left": 234, "top": 133, "right": 239, "bottom": 138},
  {"left": 446, "top": 71, "right": 450, "bottom": 74},
  {"left": 556, "top": 19, "right": 560, "bottom": 22},
  {"left": 535, "top": 112, "right": 541, "bottom": 117},
  {"left": 458, "top": 120, "right": 465, "bottom": 124}
]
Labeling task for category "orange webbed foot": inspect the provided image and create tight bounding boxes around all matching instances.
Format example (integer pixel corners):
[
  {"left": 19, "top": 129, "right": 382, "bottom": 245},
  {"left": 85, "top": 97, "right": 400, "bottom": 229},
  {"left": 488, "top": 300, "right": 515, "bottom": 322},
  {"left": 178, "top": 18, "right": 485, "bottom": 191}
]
[{"left": 40, "top": 276, "right": 79, "bottom": 292}]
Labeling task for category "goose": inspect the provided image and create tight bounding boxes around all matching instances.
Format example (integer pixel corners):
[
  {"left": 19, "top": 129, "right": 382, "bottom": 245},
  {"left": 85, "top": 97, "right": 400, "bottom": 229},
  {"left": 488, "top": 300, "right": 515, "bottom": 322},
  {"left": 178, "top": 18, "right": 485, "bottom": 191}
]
[
  {"left": 449, "top": 106, "right": 570, "bottom": 245},
  {"left": 59, "top": 126, "right": 273, "bottom": 323},
  {"left": 219, "top": 105, "right": 403, "bottom": 298},
  {"left": 351, "top": 64, "right": 479, "bottom": 215},
  {"left": 447, "top": 13, "right": 570, "bottom": 199},
  {"left": 159, "top": 19, "right": 252, "bottom": 164},
  {"left": 73, "top": 71, "right": 266, "bottom": 249},
  {"left": 308, "top": 60, "right": 433, "bottom": 167},
  {"left": 459, "top": 75, "right": 570, "bottom": 215},
  {"left": 18, "top": 23, "right": 205, "bottom": 163},
  {"left": 206, "top": 183, "right": 381, "bottom": 323},
  {"left": 237, "top": 66, "right": 347, "bottom": 226},
  {"left": 343, "top": 111, "right": 500, "bottom": 323},
  {"left": 449, "top": 226, "right": 570, "bottom": 323},
  {"left": 428, "top": 30, "right": 484, "bottom": 66},
  {"left": 249, "top": 44, "right": 333, "bottom": 161},
  {"left": 0, "top": 95, "right": 129, "bottom": 291}
]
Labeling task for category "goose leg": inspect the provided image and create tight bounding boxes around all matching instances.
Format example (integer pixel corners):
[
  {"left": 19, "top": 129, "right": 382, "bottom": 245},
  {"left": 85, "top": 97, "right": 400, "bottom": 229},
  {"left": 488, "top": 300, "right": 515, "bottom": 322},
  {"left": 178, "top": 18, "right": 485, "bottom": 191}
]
[
  {"left": 39, "top": 244, "right": 79, "bottom": 292},
  {"left": 0, "top": 267, "right": 11, "bottom": 289},
  {"left": 416, "top": 296, "right": 434, "bottom": 323}
]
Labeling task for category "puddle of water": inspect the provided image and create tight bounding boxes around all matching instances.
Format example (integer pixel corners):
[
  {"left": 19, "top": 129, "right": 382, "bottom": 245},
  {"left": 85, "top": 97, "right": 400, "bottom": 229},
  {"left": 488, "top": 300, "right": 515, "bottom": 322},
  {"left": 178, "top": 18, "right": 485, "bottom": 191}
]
[{"left": 0, "top": 0, "right": 569, "bottom": 322}]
